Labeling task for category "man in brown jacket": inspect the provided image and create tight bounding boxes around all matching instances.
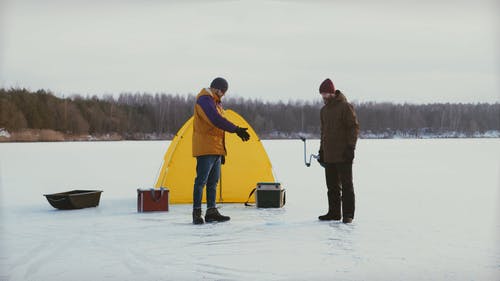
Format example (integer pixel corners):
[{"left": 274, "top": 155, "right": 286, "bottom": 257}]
[{"left": 317, "top": 78, "right": 359, "bottom": 223}]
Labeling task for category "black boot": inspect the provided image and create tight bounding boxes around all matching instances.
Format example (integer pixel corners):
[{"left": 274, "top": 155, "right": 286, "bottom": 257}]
[
  {"left": 318, "top": 211, "right": 341, "bottom": 221},
  {"left": 319, "top": 190, "right": 341, "bottom": 221},
  {"left": 192, "top": 208, "right": 204, "bottom": 225},
  {"left": 205, "top": 207, "right": 230, "bottom": 223},
  {"left": 342, "top": 217, "right": 353, "bottom": 224}
]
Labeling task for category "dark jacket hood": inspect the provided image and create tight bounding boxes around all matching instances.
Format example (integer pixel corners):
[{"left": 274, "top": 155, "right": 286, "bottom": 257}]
[{"left": 325, "top": 91, "right": 347, "bottom": 105}]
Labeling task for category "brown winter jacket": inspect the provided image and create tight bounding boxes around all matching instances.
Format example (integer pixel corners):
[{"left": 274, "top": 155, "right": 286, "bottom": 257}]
[{"left": 319, "top": 91, "right": 359, "bottom": 163}]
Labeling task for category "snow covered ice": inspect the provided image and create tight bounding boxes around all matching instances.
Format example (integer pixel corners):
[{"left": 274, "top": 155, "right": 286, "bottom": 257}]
[{"left": 0, "top": 139, "right": 499, "bottom": 281}]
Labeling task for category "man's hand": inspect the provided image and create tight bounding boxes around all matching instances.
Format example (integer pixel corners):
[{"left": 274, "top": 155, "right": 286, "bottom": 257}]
[
  {"left": 235, "top": 127, "right": 250, "bottom": 142},
  {"left": 317, "top": 150, "right": 326, "bottom": 168},
  {"left": 343, "top": 145, "right": 355, "bottom": 162}
]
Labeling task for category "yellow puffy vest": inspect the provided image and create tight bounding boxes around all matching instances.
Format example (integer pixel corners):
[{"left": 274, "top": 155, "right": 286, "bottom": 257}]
[{"left": 192, "top": 88, "right": 228, "bottom": 157}]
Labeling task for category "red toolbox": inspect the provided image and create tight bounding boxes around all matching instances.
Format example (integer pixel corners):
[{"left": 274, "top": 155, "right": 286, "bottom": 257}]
[{"left": 137, "top": 187, "right": 169, "bottom": 212}]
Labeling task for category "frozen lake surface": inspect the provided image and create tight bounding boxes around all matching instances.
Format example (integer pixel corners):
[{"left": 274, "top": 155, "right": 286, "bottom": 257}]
[{"left": 0, "top": 139, "right": 499, "bottom": 281}]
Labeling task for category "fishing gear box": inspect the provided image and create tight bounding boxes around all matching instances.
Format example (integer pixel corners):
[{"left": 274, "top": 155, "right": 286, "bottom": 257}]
[
  {"left": 137, "top": 187, "right": 169, "bottom": 212},
  {"left": 256, "top": 182, "right": 285, "bottom": 208}
]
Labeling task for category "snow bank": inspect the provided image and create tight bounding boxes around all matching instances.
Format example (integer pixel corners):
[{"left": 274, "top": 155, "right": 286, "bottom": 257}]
[{"left": 0, "top": 128, "right": 10, "bottom": 138}]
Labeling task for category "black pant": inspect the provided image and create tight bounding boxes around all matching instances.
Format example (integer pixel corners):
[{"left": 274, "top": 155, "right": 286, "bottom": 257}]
[{"left": 325, "top": 162, "right": 355, "bottom": 218}]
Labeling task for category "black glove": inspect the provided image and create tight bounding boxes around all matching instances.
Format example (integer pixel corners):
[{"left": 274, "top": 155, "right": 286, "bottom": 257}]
[
  {"left": 235, "top": 127, "right": 250, "bottom": 142},
  {"left": 221, "top": 156, "right": 225, "bottom": 165},
  {"left": 343, "top": 145, "right": 355, "bottom": 162},
  {"left": 317, "top": 150, "right": 326, "bottom": 168}
]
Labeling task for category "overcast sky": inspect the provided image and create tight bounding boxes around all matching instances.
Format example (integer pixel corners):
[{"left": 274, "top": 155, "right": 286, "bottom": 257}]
[{"left": 1, "top": 0, "right": 498, "bottom": 103}]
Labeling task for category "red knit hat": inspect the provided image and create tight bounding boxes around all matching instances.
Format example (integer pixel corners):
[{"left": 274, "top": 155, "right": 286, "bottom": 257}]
[{"left": 319, "top": 78, "right": 335, "bottom": 94}]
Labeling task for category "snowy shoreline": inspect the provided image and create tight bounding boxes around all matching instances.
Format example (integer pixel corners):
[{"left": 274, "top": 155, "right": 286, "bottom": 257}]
[{"left": 0, "top": 127, "right": 499, "bottom": 143}]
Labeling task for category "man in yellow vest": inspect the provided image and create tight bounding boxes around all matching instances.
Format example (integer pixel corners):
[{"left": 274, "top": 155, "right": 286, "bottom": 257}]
[{"left": 192, "top": 77, "right": 250, "bottom": 224}]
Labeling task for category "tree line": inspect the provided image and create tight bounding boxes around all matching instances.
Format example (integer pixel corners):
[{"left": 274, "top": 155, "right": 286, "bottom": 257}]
[{"left": 0, "top": 88, "right": 498, "bottom": 139}]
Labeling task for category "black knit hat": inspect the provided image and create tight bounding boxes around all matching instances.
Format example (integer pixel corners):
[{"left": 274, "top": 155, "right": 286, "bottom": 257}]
[{"left": 210, "top": 77, "right": 228, "bottom": 93}]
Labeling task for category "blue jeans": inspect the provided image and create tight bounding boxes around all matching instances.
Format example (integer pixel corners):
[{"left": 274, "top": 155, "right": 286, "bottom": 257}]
[{"left": 193, "top": 155, "right": 221, "bottom": 209}]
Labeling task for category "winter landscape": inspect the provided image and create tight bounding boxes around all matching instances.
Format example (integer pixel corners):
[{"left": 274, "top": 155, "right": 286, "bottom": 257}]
[
  {"left": 2, "top": 0, "right": 499, "bottom": 280},
  {"left": 0, "top": 139, "right": 498, "bottom": 281}
]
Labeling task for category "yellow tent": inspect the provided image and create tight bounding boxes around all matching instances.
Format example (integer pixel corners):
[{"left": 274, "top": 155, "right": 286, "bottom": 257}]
[{"left": 155, "top": 110, "right": 275, "bottom": 204}]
